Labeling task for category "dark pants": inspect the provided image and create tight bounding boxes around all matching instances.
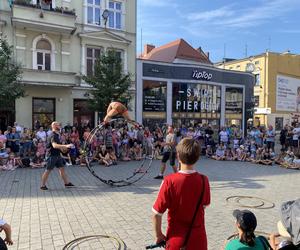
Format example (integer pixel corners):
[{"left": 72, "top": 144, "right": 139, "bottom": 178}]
[{"left": 0, "top": 237, "right": 7, "bottom": 250}]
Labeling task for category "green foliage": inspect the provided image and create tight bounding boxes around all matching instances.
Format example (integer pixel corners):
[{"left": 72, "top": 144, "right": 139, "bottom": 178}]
[
  {"left": 0, "top": 37, "right": 24, "bottom": 109},
  {"left": 82, "top": 50, "right": 132, "bottom": 116}
]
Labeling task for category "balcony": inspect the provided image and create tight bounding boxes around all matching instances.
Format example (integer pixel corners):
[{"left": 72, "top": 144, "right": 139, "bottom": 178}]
[
  {"left": 11, "top": 2, "right": 76, "bottom": 34},
  {"left": 21, "top": 69, "right": 81, "bottom": 87}
]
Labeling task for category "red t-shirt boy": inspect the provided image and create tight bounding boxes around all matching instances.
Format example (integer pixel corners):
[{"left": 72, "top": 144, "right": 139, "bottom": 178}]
[{"left": 152, "top": 138, "right": 211, "bottom": 250}]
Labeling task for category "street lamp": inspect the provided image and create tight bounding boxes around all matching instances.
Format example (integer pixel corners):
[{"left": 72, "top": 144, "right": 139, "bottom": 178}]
[{"left": 102, "top": 9, "right": 109, "bottom": 28}]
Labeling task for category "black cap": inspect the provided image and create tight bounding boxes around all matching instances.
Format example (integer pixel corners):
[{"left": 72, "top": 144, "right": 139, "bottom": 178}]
[{"left": 233, "top": 209, "right": 257, "bottom": 232}]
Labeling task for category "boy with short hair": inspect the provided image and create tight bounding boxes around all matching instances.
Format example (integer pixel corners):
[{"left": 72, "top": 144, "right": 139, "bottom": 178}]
[{"left": 152, "top": 138, "right": 211, "bottom": 249}]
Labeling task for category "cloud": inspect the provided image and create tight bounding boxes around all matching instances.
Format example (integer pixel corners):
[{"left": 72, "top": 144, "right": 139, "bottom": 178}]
[
  {"left": 139, "top": 0, "right": 177, "bottom": 8},
  {"left": 186, "top": 0, "right": 300, "bottom": 29},
  {"left": 187, "top": 6, "right": 234, "bottom": 22}
]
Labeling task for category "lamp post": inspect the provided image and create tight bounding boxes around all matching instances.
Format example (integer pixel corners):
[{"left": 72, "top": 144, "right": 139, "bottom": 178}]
[{"left": 102, "top": 9, "right": 109, "bottom": 29}]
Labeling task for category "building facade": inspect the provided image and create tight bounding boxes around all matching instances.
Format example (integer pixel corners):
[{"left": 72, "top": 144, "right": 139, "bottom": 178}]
[
  {"left": 0, "top": 0, "right": 136, "bottom": 130},
  {"left": 137, "top": 40, "right": 254, "bottom": 134},
  {"left": 216, "top": 52, "right": 300, "bottom": 130}
]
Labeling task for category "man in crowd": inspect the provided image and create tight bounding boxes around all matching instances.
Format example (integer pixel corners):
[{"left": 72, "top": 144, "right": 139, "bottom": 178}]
[{"left": 154, "top": 125, "right": 177, "bottom": 179}]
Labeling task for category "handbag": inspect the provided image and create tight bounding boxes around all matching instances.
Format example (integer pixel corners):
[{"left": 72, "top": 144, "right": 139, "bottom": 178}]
[{"left": 180, "top": 174, "right": 206, "bottom": 250}]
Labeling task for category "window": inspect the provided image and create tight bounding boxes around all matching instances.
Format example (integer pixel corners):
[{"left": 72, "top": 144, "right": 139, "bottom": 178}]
[
  {"left": 32, "top": 98, "right": 55, "bottom": 129},
  {"left": 87, "top": 0, "right": 101, "bottom": 25},
  {"left": 255, "top": 60, "right": 260, "bottom": 65},
  {"left": 108, "top": 1, "right": 122, "bottom": 29},
  {"left": 253, "top": 96, "right": 259, "bottom": 107},
  {"left": 236, "top": 65, "right": 240, "bottom": 69},
  {"left": 86, "top": 47, "right": 102, "bottom": 76},
  {"left": 36, "top": 39, "right": 51, "bottom": 70},
  {"left": 33, "top": 35, "right": 55, "bottom": 71},
  {"left": 255, "top": 74, "right": 260, "bottom": 86},
  {"left": 275, "top": 117, "right": 283, "bottom": 131}
]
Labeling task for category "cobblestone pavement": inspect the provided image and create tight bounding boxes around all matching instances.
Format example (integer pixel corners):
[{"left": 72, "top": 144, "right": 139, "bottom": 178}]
[{"left": 0, "top": 158, "right": 299, "bottom": 250}]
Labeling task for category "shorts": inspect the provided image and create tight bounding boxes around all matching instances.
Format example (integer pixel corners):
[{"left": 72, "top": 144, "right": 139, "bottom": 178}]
[
  {"left": 46, "top": 155, "right": 65, "bottom": 170},
  {"left": 162, "top": 151, "right": 176, "bottom": 166}
]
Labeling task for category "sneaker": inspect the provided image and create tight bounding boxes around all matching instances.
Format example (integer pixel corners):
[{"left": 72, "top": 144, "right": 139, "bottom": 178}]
[
  {"left": 40, "top": 186, "right": 48, "bottom": 190},
  {"left": 154, "top": 175, "right": 163, "bottom": 180},
  {"left": 65, "top": 182, "right": 75, "bottom": 188}
]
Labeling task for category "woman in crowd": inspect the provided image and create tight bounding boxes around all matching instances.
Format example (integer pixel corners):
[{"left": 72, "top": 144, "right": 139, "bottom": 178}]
[{"left": 224, "top": 210, "right": 271, "bottom": 250}]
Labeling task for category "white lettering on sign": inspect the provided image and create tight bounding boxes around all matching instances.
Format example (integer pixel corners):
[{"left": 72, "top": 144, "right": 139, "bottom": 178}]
[{"left": 192, "top": 70, "right": 212, "bottom": 81}]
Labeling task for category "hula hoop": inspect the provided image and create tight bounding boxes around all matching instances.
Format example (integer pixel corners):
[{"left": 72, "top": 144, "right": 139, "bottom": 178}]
[
  {"left": 83, "top": 118, "right": 155, "bottom": 187},
  {"left": 62, "top": 234, "right": 127, "bottom": 250},
  {"left": 226, "top": 196, "right": 275, "bottom": 209}
]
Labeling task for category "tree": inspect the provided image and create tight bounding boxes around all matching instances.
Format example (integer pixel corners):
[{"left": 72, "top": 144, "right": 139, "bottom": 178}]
[
  {"left": 0, "top": 37, "right": 24, "bottom": 108},
  {"left": 83, "top": 50, "right": 132, "bottom": 118}
]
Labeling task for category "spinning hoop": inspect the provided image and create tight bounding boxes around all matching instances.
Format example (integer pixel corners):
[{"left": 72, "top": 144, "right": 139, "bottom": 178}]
[
  {"left": 83, "top": 118, "right": 155, "bottom": 187},
  {"left": 62, "top": 234, "right": 127, "bottom": 250}
]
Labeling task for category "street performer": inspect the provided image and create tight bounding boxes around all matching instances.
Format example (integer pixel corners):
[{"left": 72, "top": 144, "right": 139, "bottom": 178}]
[
  {"left": 103, "top": 101, "right": 140, "bottom": 126},
  {"left": 40, "top": 121, "right": 74, "bottom": 190}
]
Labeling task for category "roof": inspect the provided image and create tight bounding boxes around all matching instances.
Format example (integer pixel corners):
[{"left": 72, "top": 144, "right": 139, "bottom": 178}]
[{"left": 140, "top": 39, "right": 212, "bottom": 64}]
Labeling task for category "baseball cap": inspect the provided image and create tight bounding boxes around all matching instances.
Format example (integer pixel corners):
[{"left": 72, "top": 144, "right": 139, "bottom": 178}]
[{"left": 233, "top": 209, "right": 257, "bottom": 232}]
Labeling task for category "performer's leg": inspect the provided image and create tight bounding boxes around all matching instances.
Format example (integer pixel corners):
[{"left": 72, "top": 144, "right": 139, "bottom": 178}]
[
  {"left": 58, "top": 167, "right": 69, "bottom": 185},
  {"left": 103, "top": 109, "right": 119, "bottom": 123},
  {"left": 41, "top": 170, "right": 51, "bottom": 187}
]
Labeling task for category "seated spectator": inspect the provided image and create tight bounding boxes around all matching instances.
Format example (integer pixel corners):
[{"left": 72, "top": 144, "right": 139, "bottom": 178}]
[
  {"left": 0, "top": 218, "right": 13, "bottom": 249},
  {"left": 291, "top": 152, "right": 300, "bottom": 169},
  {"left": 130, "top": 142, "right": 142, "bottom": 161},
  {"left": 236, "top": 145, "right": 247, "bottom": 161},
  {"left": 205, "top": 145, "right": 213, "bottom": 158},
  {"left": 275, "top": 150, "right": 286, "bottom": 165},
  {"left": 0, "top": 153, "right": 20, "bottom": 171},
  {"left": 281, "top": 151, "right": 294, "bottom": 169},
  {"left": 224, "top": 210, "right": 271, "bottom": 250},
  {"left": 225, "top": 147, "right": 234, "bottom": 161},
  {"left": 98, "top": 145, "right": 113, "bottom": 167},
  {"left": 120, "top": 143, "right": 131, "bottom": 161},
  {"left": 31, "top": 152, "right": 45, "bottom": 168},
  {"left": 212, "top": 143, "right": 226, "bottom": 161},
  {"left": 259, "top": 149, "right": 273, "bottom": 166},
  {"left": 269, "top": 199, "right": 300, "bottom": 250}
]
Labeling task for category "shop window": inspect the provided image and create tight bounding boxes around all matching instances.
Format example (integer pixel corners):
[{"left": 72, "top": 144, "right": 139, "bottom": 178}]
[
  {"left": 32, "top": 98, "right": 55, "bottom": 129},
  {"left": 86, "top": 47, "right": 102, "bottom": 76},
  {"left": 275, "top": 117, "right": 283, "bottom": 131},
  {"left": 73, "top": 99, "right": 95, "bottom": 127},
  {"left": 143, "top": 80, "right": 167, "bottom": 112}
]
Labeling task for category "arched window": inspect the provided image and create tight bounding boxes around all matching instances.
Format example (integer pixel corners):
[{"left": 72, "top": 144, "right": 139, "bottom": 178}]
[{"left": 36, "top": 39, "right": 51, "bottom": 70}]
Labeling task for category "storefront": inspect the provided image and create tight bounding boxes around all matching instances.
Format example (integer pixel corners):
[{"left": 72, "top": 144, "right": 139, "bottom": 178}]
[{"left": 136, "top": 60, "right": 254, "bottom": 133}]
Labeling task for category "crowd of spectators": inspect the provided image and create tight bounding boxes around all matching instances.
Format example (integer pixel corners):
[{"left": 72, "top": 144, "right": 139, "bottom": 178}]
[{"left": 1, "top": 121, "right": 300, "bottom": 171}]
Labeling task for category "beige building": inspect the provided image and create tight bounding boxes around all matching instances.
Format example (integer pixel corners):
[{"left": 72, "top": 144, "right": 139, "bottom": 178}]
[
  {"left": 216, "top": 52, "right": 300, "bottom": 130},
  {"left": 0, "top": 0, "right": 136, "bottom": 130}
]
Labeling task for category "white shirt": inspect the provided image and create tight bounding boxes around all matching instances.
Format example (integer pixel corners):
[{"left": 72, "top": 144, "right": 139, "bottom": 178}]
[
  {"left": 293, "top": 127, "right": 300, "bottom": 140},
  {"left": 36, "top": 131, "right": 47, "bottom": 141},
  {"left": 219, "top": 131, "right": 229, "bottom": 142},
  {"left": 0, "top": 218, "right": 6, "bottom": 226}
]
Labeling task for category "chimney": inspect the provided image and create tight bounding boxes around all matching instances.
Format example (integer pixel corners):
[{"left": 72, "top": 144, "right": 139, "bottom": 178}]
[
  {"left": 144, "top": 44, "right": 155, "bottom": 55},
  {"left": 206, "top": 52, "right": 209, "bottom": 59}
]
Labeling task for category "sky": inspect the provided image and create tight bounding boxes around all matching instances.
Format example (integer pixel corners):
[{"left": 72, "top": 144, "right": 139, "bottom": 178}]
[{"left": 137, "top": 0, "right": 300, "bottom": 63}]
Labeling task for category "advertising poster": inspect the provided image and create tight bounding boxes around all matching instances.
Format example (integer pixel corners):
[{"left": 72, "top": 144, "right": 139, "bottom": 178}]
[{"left": 276, "top": 75, "right": 300, "bottom": 112}]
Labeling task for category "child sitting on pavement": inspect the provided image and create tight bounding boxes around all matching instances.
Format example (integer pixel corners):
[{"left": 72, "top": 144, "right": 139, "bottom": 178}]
[{"left": 212, "top": 143, "right": 226, "bottom": 161}]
